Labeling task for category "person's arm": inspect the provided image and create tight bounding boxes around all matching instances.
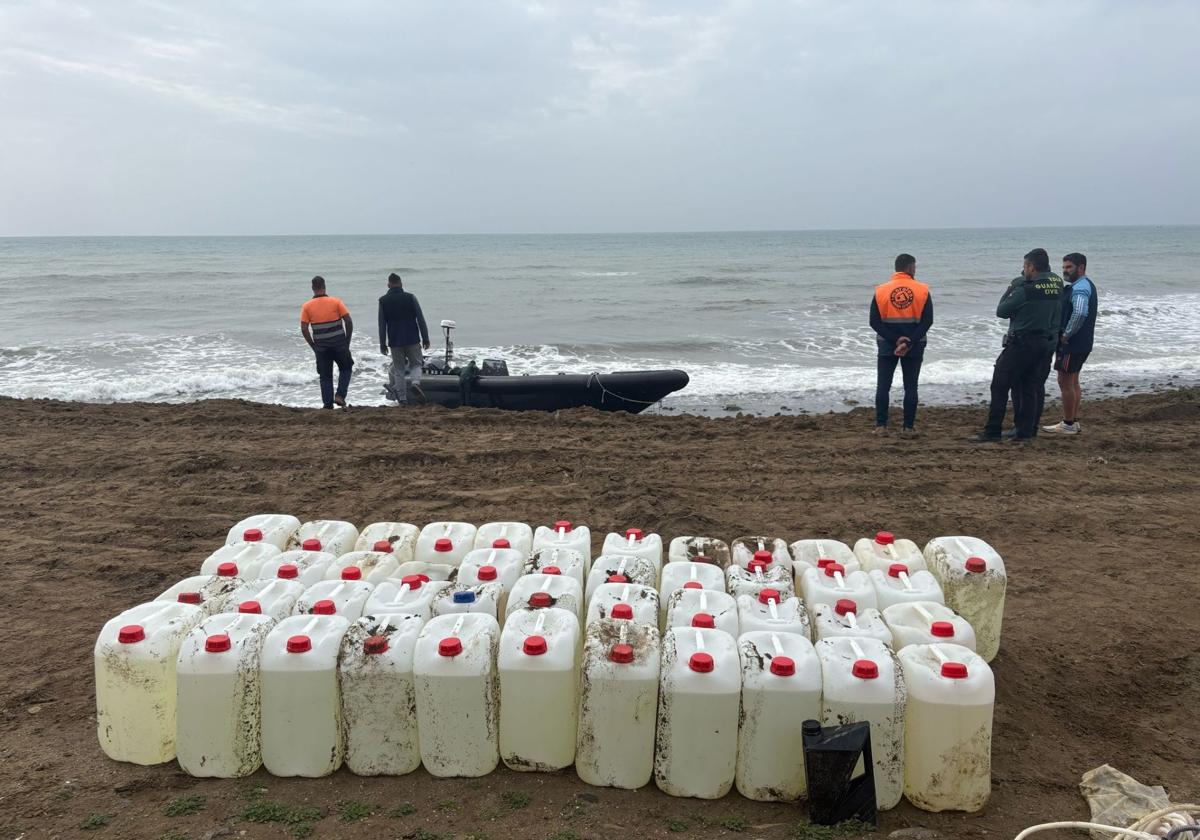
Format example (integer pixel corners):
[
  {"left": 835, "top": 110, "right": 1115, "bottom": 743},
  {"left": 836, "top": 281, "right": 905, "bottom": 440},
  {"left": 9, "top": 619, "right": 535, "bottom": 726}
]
[
  {"left": 414, "top": 298, "right": 430, "bottom": 349},
  {"left": 869, "top": 297, "right": 903, "bottom": 343},
  {"left": 1062, "top": 287, "right": 1090, "bottom": 339},
  {"left": 910, "top": 294, "right": 933, "bottom": 344},
  {"left": 301, "top": 322, "right": 315, "bottom": 349},
  {"left": 343, "top": 314, "right": 353, "bottom": 343},
  {"left": 378, "top": 300, "right": 388, "bottom": 355},
  {"left": 996, "top": 283, "right": 1026, "bottom": 319}
]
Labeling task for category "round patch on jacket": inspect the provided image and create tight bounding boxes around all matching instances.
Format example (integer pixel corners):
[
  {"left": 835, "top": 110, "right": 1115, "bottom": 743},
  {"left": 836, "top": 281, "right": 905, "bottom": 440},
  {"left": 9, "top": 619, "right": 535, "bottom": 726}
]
[{"left": 889, "top": 287, "right": 915, "bottom": 310}]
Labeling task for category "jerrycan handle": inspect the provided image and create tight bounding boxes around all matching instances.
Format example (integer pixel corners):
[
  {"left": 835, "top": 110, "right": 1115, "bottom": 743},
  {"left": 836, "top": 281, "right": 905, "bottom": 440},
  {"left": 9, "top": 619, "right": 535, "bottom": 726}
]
[
  {"left": 913, "top": 603, "right": 935, "bottom": 624},
  {"left": 845, "top": 611, "right": 860, "bottom": 630},
  {"left": 770, "top": 633, "right": 785, "bottom": 656},
  {"left": 542, "top": 574, "right": 555, "bottom": 590},
  {"left": 689, "top": 564, "right": 699, "bottom": 581},
  {"left": 443, "top": 523, "right": 452, "bottom": 535},
  {"left": 757, "top": 537, "right": 766, "bottom": 551},
  {"left": 389, "top": 582, "right": 411, "bottom": 605},
  {"left": 488, "top": 549, "right": 497, "bottom": 565},
  {"left": 754, "top": 566, "right": 765, "bottom": 582},
  {"left": 619, "top": 622, "right": 629, "bottom": 646},
  {"left": 258, "top": 579, "right": 280, "bottom": 598},
  {"left": 301, "top": 615, "right": 320, "bottom": 635},
  {"left": 621, "top": 584, "right": 630, "bottom": 602},
  {"left": 331, "top": 581, "right": 347, "bottom": 599},
  {"left": 849, "top": 639, "right": 866, "bottom": 661},
  {"left": 699, "top": 589, "right": 708, "bottom": 611},
  {"left": 898, "top": 569, "right": 914, "bottom": 592},
  {"left": 377, "top": 615, "right": 392, "bottom": 634},
  {"left": 451, "top": 615, "right": 466, "bottom": 636},
  {"left": 768, "top": 599, "right": 779, "bottom": 620},
  {"left": 833, "top": 569, "right": 847, "bottom": 590},
  {"left": 694, "top": 628, "right": 705, "bottom": 651},
  {"left": 533, "top": 611, "right": 547, "bottom": 634},
  {"left": 616, "top": 556, "right": 628, "bottom": 575}
]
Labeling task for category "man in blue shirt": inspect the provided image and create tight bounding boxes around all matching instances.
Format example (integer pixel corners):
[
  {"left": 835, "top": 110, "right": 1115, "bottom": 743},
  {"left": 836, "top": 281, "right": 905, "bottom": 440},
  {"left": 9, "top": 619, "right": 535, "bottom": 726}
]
[{"left": 1043, "top": 252, "right": 1097, "bottom": 435}]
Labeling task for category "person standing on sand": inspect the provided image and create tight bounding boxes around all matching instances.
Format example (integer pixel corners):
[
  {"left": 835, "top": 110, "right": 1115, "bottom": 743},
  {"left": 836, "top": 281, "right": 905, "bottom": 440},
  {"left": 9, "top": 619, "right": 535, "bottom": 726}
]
[
  {"left": 870, "top": 253, "right": 933, "bottom": 437},
  {"left": 378, "top": 272, "right": 430, "bottom": 405},
  {"left": 970, "top": 249, "right": 1063, "bottom": 443},
  {"left": 300, "top": 275, "right": 354, "bottom": 409},
  {"left": 1043, "top": 252, "right": 1097, "bottom": 435}
]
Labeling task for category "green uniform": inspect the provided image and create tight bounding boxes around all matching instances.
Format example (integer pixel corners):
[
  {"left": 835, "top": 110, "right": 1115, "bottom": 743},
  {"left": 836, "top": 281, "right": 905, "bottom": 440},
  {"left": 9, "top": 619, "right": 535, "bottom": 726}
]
[{"left": 997, "top": 271, "right": 1065, "bottom": 335}]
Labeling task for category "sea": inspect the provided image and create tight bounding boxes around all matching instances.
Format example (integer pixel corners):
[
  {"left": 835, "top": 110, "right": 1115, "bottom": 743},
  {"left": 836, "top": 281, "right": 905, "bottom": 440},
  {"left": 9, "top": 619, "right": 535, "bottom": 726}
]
[{"left": 1, "top": 227, "right": 1196, "bottom": 415}]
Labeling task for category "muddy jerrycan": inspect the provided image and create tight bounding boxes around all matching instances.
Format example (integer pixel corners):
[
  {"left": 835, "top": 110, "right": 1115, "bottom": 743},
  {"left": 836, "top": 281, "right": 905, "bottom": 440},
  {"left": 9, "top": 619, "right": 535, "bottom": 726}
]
[
  {"left": 327, "top": 546, "right": 400, "bottom": 584},
  {"left": 586, "top": 582, "right": 659, "bottom": 629},
  {"left": 260, "top": 613, "right": 350, "bottom": 777},
  {"left": 816, "top": 636, "right": 907, "bottom": 810},
  {"left": 157, "top": 567, "right": 245, "bottom": 616},
  {"left": 533, "top": 520, "right": 593, "bottom": 566},
  {"left": 736, "top": 631, "right": 823, "bottom": 801},
  {"left": 364, "top": 576, "right": 450, "bottom": 622},
  {"left": 585, "top": 554, "right": 657, "bottom": 603},
  {"left": 222, "top": 577, "right": 305, "bottom": 621},
  {"left": 413, "top": 613, "right": 501, "bottom": 777},
  {"left": 175, "top": 612, "right": 274, "bottom": 777},
  {"left": 259, "top": 548, "right": 337, "bottom": 587},
  {"left": 883, "top": 602, "right": 976, "bottom": 653},
  {"left": 296, "top": 520, "right": 360, "bottom": 559},
  {"left": 577, "top": 617, "right": 661, "bottom": 789},
  {"left": 922, "top": 536, "right": 1006, "bottom": 663},
  {"left": 655, "top": 627, "right": 741, "bottom": 799},
  {"left": 459, "top": 548, "right": 524, "bottom": 618},
  {"left": 602, "top": 528, "right": 664, "bottom": 582},
  {"left": 415, "top": 521, "right": 477, "bottom": 566},
  {"left": 659, "top": 561, "right": 726, "bottom": 617},
  {"left": 354, "top": 522, "right": 419, "bottom": 562},
  {"left": 506, "top": 572, "right": 585, "bottom": 626},
  {"left": 395, "top": 560, "right": 459, "bottom": 583},
  {"left": 292, "top": 579, "right": 374, "bottom": 621},
  {"left": 854, "top": 531, "right": 926, "bottom": 574},
  {"left": 225, "top": 514, "right": 301, "bottom": 552},
  {"left": 869, "top": 564, "right": 945, "bottom": 612},
  {"left": 736, "top": 589, "right": 811, "bottom": 640},
  {"left": 664, "top": 587, "right": 739, "bottom": 637},
  {"left": 526, "top": 546, "right": 588, "bottom": 590},
  {"left": 727, "top": 564, "right": 796, "bottom": 602},
  {"left": 812, "top": 600, "right": 894, "bottom": 647},
  {"left": 200, "top": 541, "right": 279, "bottom": 579},
  {"left": 95, "top": 601, "right": 204, "bottom": 764},
  {"left": 475, "top": 521, "right": 534, "bottom": 556},
  {"left": 668, "top": 535, "right": 732, "bottom": 569},
  {"left": 338, "top": 613, "right": 426, "bottom": 776},
  {"left": 789, "top": 538, "right": 862, "bottom": 577},
  {"left": 800, "top": 564, "right": 877, "bottom": 621},
  {"left": 433, "top": 583, "right": 502, "bottom": 620},
  {"left": 731, "top": 536, "right": 793, "bottom": 574}
]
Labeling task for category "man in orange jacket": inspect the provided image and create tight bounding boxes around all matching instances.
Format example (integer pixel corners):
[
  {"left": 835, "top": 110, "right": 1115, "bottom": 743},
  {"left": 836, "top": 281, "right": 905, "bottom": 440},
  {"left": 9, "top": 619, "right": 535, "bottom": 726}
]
[
  {"left": 869, "top": 254, "right": 934, "bottom": 436},
  {"left": 300, "top": 275, "right": 354, "bottom": 409}
]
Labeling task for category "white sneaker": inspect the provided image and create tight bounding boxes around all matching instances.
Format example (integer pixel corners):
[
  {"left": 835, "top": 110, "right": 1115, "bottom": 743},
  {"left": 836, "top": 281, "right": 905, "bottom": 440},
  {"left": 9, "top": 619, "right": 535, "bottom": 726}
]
[{"left": 1042, "top": 421, "right": 1081, "bottom": 435}]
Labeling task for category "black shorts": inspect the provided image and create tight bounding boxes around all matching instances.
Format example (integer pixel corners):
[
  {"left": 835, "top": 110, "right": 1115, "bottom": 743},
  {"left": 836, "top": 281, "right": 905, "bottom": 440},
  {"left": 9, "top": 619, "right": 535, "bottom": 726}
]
[{"left": 1055, "top": 350, "right": 1090, "bottom": 374}]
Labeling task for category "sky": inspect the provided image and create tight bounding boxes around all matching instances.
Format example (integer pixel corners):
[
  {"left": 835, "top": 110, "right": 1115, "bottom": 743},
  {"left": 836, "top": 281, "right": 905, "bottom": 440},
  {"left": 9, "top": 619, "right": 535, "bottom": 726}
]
[{"left": 1, "top": 0, "right": 1197, "bottom": 235}]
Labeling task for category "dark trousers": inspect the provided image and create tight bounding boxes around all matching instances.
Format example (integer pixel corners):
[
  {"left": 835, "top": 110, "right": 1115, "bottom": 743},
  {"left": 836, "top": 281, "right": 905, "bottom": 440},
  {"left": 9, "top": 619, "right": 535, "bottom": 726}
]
[
  {"left": 314, "top": 343, "right": 353, "bottom": 407},
  {"left": 1012, "top": 349, "right": 1054, "bottom": 435},
  {"left": 875, "top": 354, "right": 923, "bottom": 428},
  {"left": 984, "top": 335, "right": 1054, "bottom": 439}
]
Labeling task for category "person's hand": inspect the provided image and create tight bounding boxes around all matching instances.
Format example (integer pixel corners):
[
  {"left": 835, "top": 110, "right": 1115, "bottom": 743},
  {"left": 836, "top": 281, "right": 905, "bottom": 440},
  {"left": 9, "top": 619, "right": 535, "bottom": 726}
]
[
  {"left": 381, "top": 347, "right": 389, "bottom": 356},
  {"left": 422, "top": 341, "right": 430, "bottom": 351},
  {"left": 895, "top": 343, "right": 909, "bottom": 357},
  {"left": 1059, "top": 333, "right": 1067, "bottom": 345}
]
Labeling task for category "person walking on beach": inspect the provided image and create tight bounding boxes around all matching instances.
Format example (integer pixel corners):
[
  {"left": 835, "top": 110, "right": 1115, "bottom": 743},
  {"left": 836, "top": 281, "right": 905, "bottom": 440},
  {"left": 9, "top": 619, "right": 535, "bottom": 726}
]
[
  {"left": 970, "top": 249, "right": 1063, "bottom": 443},
  {"left": 300, "top": 275, "right": 354, "bottom": 409},
  {"left": 378, "top": 272, "right": 430, "bottom": 405},
  {"left": 1043, "top": 252, "right": 1097, "bottom": 435},
  {"left": 870, "top": 254, "right": 933, "bottom": 436}
]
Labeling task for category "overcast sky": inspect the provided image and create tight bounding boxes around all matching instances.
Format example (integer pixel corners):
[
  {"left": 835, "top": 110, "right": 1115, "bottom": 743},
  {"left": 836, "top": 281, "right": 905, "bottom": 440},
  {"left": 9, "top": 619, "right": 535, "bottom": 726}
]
[{"left": 1, "top": 0, "right": 1197, "bottom": 235}]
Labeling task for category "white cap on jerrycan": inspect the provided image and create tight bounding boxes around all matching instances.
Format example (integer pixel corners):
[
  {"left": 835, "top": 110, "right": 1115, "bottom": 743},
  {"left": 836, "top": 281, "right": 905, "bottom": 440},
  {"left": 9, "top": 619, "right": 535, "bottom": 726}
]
[
  {"left": 532, "top": 520, "right": 593, "bottom": 565},
  {"left": 415, "top": 521, "right": 477, "bottom": 566},
  {"left": 365, "top": 576, "right": 450, "bottom": 622},
  {"left": 292, "top": 579, "right": 374, "bottom": 621},
  {"left": 354, "top": 522, "right": 419, "bottom": 561},
  {"left": 800, "top": 564, "right": 877, "bottom": 621},
  {"left": 731, "top": 536, "right": 793, "bottom": 573},
  {"left": 157, "top": 570, "right": 246, "bottom": 616},
  {"left": 789, "top": 538, "right": 862, "bottom": 577},
  {"left": 433, "top": 583, "right": 502, "bottom": 619},
  {"left": 221, "top": 577, "right": 306, "bottom": 621},
  {"left": 654, "top": 627, "right": 741, "bottom": 799},
  {"left": 260, "top": 613, "right": 351, "bottom": 777},
  {"left": 506, "top": 573, "right": 585, "bottom": 626},
  {"left": 812, "top": 599, "right": 894, "bottom": 647},
  {"left": 225, "top": 514, "right": 300, "bottom": 552},
  {"left": 898, "top": 643, "right": 994, "bottom": 813},
  {"left": 460, "top": 546, "right": 526, "bottom": 614},
  {"left": 816, "top": 635, "right": 907, "bottom": 810},
  {"left": 200, "top": 542, "right": 280, "bottom": 579},
  {"left": 526, "top": 546, "right": 587, "bottom": 589},
  {"left": 499, "top": 608, "right": 581, "bottom": 771},
  {"left": 474, "top": 521, "right": 534, "bottom": 556},
  {"left": 326, "top": 549, "right": 400, "bottom": 584},
  {"left": 576, "top": 618, "right": 661, "bottom": 789},
  {"left": 883, "top": 602, "right": 976, "bottom": 653},
  {"left": 295, "top": 520, "right": 360, "bottom": 559},
  {"left": 869, "top": 564, "right": 945, "bottom": 611},
  {"left": 668, "top": 535, "right": 732, "bottom": 568},
  {"left": 175, "top": 612, "right": 274, "bottom": 777},
  {"left": 338, "top": 613, "right": 426, "bottom": 776},
  {"left": 922, "top": 536, "right": 1006, "bottom": 663},
  {"left": 664, "top": 587, "right": 739, "bottom": 638},
  {"left": 736, "top": 632, "right": 822, "bottom": 801},
  {"left": 257, "top": 548, "right": 337, "bottom": 587},
  {"left": 735, "top": 590, "right": 812, "bottom": 640},
  {"left": 586, "top": 582, "right": 659, "bottom": 629},
  {"left": 727, "top": 564, "right": 796, "bottom": 602},
  {"left": 659, "top": 561, "right": 727, "bottom": 623},
  {"left": 413, "top": 613, "right": 501, "bottom": 777},
  {"left": 95, "top": 601, "right": 205, "bottom": 765},
  {"left": 854, "top": 531, "right": 927, "bottom": 573},
  {"left": 586, "top": 554, "right": 658, "bottom": 603}
]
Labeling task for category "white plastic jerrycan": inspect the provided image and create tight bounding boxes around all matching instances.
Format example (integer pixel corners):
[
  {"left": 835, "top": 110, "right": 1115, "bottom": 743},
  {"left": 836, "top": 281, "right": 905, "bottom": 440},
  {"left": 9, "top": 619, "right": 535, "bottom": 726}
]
[
  {"left": 854, "top": 531, "right": 927, "bottom": 573},
  {"left": 326, "top": 548, "right": 399, "bottom": 584},
  {"left": 577, "top": 617, "right": 661, "bottom": 789},
  {"left": 415, "top": 521, "right": 477, "bottom": 565},
  {"left": 157, "top": 569, "right": 245, "bottom": 616},
  {"left": 869, "top": 564, "right": 945, "bottom": 612},
  {"left": 883, "top": 602, "right": 976, "bottom": 653},
  {"left": 366, "top": 576, "right": 451, "bottom": 622},
  {"left": 95, "top": 602, "right": 204, "bottom": 764},
  {"left": 260, "top": 613, "right": 350, "bottom": 777},
  {"left": 176, "top": 612, "right": 274, "bottom": 777},
  {"left": 727, "top": 564, "right": 796, "bottom": 602},
  {"left": 526, "top": 546, "right": 588, "bottom": 589},
  {"left": 506, "top": 572, "right": 585, "bottom": 625},
  {"left": 293, "top": 579, "right": 374, "bottom": 621},
  {"left": 339, "top": 613, "right": 426, "bottom": 776},
  {"left": 433, "top": 583, "right": 502, "bottom": 620},
  {"left": 898, "top": 643, "right": 994, "bottom": 812},
  {"left": 659, "top": 560, "right": 726, "bottom": 603},
  {"left": 602, "top": 528, "right": 664, "bottom": 580},
  {"left": 736, "top": 632, "right": 823, "bottom": 801},
  {"left": 585, "top": 554, "right": 657, "bottom": 603},
  {"left": 736, "top": 590, "right": 811, "bottom": 640},
  {"left": 221, "top": 577, "right": 306, "bottom": 621},
  {"left": 816, "top": 636, "right": 907, "bottom": 810},
  {"left": 475, "top": 521, "right": 534, "bottom": 556},
  {"left": 668, "top": 535, "right": 731, "bottom": 569},
  {"left": 414, "top": 613, "right": 501, "bottom": 777},
  {"left": 665, "top": 587, "right": 739, "bottom": 637},
  {"left": 200, "top": 542, "right": 280, "bottom": 580},
  {"left": 296, "top": 520, "right": 360, "bottom": 558},
  {"left": 225, "top": 514, "right": 301, "bottom": 552},
  {"left": 800, "top": 564, "right": 877, "bottom": 620},
  {"left": 533, "top": 519, "right": 593, "bottom": 565},
  {"left": 459, "top": 546, "right": 526, "bottom": 615},
  {"left": 655, "top": 627, "right": 741, "bottom": 799},
  {"left": 354, "top": 522, "right": 419, "bottom": 562},
  {"left": 789, "top": 538, "right": 862, "bottom": 577},
  {"left": 587, "top": 582, "right": 660, "bottom": 629},
  {"left": 258, "top": 548, "right": 337, "bottom": 587},
  {"left": 731, "top": 536, "right": 794, "bottom": 574},
  {"left": 395, "top": 560, "right": 458, "bottom": 583},
  {"left": 499, "top": 608, "right": 581, "bottom": 771},
  {"left": 922, "top": 536, "right": 1006, "bottom": 663},
  {"left": 812, "top": 600, "right": 894, "bottom": 647}
]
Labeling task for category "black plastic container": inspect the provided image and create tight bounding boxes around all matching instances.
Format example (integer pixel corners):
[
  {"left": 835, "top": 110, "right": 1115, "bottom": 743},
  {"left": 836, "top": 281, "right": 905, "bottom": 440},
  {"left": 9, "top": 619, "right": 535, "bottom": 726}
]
[{"left": 801, "top": 719, "right": 877, "bottom": 827}]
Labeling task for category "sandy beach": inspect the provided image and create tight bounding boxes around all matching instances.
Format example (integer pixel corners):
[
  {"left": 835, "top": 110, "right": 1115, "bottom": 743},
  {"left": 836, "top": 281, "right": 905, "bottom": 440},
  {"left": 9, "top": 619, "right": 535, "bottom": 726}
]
[{"left": 1, "top": 390, "right": 1197, "bottom": 840}]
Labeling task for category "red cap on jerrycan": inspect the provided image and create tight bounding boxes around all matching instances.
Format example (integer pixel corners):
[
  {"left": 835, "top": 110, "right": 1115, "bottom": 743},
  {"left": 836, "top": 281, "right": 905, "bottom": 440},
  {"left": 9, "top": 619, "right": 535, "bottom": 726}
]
[
  {"left": 770, "top": 656, "right": 796, "bottom": 677},
  {"left": 216, "top": 562, "right": 239, "bottom": 577},
  {"left": 364, "top": 635, "right": 389, "bottom": 655},
  {"left": 610, "top": 643, "right": 634, "bottom": 664},
  {"left": 683, "top": 581, "right": 703, "bottom": 590},
  {"left": 965, "top": 556, "right": 988, "bottom": 573},
  {"left": 852, "top": 659, "right": 879, "bottom": 679},
  {"left": 610, "top": 603, "right": 634, "bottom": 620},
  {"left": 477, "top": 565, "right": 498, "bottom": 581},
  {"left": 875, "top": 531, "right": 895, "bottom": 545},
  {"left": 554, "top": 520, "right": 572, "bottom": 532},
  {"left": 177, "top": 592, "right": 202, "bottom": 605},
  {"left": 492, "top": 538, "right": 511, "bottom": 549},
  {"left": 312, "top": 599, "right": 336, "bottom": 615},
  {"left": 118, "top": 624, "right": 145, "bottom": 644},
  {"left": 758, "top": 588, "right": 781, "bottom": 604},
  {"left": 931, "top": 620, "right": 955, "bottom": 638},
  {"left": 887, "top": 564, "right": 909, "bottom": 578},
  {"left": 372, "top": 540, "right": 393, "bottom": 553},
  {"left": 242, "top": 528, "right": 263, "bottom": 542},
  {"left": 205, "top": 634, "right": 231, "bottom": 653},
  {"left": 277, "top": 564, "right": 299, "bottom": 579},
  {"left": 691, "top": 613, "right": 715, "bottom": 629},
  {"left": 438, "top": 637, "right": 462, "bottom": 657},
  {"left": 434, "top": 538, "right": 453, "bottom": 553},
  {"left": 523, "top": 635, "right": 548, "bottom": 656},
  {"left": 302, "top": 538, "right": 322, "bottom": 551},
  {"left": 835, "top": 599, "right": 858, "bottom": 616},
  {"left": 238, "top": 600, "right": 262, "bottom": 614},
  {"left": 340, "top": 566, "right": 363, "bottom": 580},
  {"left": 529, "top": 592, "right": 553, "bottom": 608},
  {"left": 688, "top": 652, "right": 714, "bottom": 673},
  {"left": 625, "top": 528, "right": 643, "bottom": 541}
]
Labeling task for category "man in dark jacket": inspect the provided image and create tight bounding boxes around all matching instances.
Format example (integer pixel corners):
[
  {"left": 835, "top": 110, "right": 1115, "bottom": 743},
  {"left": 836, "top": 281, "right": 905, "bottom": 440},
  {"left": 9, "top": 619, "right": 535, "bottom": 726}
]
[
  {"left": 869, "top": 253, "right": 934, "bottom": 436},
  {"left": 378, "top": 273, "right": 430, "bottom": 404},
  {"left": 1043, "top": 252, "right": 1098, "bottom": 435},
  {"left": 970, "top": 249, "right": 1064, "bottom": 443}
]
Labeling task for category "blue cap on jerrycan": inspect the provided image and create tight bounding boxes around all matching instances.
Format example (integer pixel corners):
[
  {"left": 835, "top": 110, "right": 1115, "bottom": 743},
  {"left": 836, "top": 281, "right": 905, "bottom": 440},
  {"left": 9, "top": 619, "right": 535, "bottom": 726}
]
[{"left": 453, "top": 590, "right": 477, "bottom": 604}]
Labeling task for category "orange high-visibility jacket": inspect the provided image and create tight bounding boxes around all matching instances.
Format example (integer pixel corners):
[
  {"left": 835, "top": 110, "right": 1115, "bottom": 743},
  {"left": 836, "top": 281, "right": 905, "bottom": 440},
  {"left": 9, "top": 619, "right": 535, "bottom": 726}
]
[{"left": 874, "top": 272, "right": 931, "bottom": 325}]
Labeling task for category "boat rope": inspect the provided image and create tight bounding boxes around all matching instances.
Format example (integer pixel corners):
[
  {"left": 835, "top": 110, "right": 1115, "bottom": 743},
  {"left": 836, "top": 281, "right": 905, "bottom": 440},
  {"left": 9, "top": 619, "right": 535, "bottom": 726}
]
[{"left": 585, "top": 372, "right": 662, "bottom": 407}]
